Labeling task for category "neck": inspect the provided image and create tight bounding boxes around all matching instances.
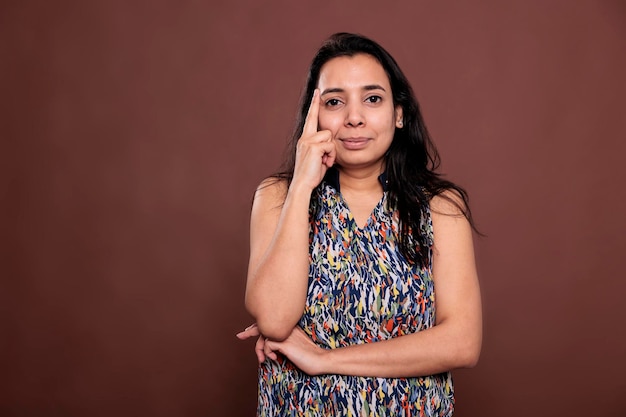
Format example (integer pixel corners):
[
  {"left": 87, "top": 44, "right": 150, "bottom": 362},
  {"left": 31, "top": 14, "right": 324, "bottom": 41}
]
[{"left": 336, "top": 163, "right": 384, "bottom": 193}]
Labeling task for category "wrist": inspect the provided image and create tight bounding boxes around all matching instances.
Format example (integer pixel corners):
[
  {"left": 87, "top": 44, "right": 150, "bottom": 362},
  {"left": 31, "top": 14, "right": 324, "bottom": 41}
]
[
  {"left": 287, "top": 179, "right": 316, "bottom": 200},
  {"left": 315, "top": 346, "right": 334, "bottom": 375}
]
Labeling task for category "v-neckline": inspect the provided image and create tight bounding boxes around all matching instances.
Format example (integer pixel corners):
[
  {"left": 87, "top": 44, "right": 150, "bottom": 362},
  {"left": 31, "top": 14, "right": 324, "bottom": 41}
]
[
  {"left": 322, "top": 167, "right": 389, "bottom": 231},
  {"left": 338, "top": 191, "right": 386, "bottom": 232}
]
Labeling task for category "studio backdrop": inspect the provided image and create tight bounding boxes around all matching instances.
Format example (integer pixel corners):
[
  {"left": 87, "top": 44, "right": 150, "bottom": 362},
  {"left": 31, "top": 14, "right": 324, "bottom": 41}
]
[{"left": 1, "top": 1, "right": 625, "bottom": 416}]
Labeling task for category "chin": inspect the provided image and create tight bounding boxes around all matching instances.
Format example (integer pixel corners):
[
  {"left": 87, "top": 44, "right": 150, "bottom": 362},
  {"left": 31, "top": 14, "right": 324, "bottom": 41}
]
[{"left": 335, "top": 156, "right": 385, "bottom": 170}]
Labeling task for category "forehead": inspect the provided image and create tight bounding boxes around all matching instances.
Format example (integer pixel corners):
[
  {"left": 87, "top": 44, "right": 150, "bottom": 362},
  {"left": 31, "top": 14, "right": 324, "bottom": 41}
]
[{"left": 317, "top": 54, "right": 390, "bottom": 90}]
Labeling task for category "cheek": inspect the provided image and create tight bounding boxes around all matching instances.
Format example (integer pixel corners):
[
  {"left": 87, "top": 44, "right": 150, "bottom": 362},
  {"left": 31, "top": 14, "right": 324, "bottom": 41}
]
[
  {"left": 370, "top": 113, "right": 396, "bottom": 134},
  {"left": 318, "top": 112, "right": 342, "bottom": 135}
]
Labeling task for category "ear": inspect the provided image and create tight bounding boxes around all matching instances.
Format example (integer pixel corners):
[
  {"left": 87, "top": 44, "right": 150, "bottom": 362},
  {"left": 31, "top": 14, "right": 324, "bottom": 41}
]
[{"left": 395, "top": 105, "right": 404, "bottom": 128}]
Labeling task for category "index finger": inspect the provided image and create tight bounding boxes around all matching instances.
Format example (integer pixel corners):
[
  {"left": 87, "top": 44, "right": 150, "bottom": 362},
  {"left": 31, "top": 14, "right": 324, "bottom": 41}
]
[
  {"left": 236, "top": 323, "right": 260, "bottom": 339},
  {"left": 302, "top": 89, "right": 320, "bottom": 136}
]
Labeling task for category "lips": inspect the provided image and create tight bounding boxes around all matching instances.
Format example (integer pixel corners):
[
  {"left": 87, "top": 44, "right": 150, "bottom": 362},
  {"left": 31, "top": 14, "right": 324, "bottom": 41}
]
[
  {"left": 341, "top": 136, "right": 369, "bottom": 142},
  {"left": 339, "top": 137, "right": 370, "bottom": 150}
]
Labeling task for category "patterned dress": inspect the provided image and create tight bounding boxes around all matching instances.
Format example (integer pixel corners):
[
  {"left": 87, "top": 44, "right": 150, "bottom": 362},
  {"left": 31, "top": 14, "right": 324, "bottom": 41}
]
[{"left": 257, "top": 170, "right": 454, "bottom": 416}]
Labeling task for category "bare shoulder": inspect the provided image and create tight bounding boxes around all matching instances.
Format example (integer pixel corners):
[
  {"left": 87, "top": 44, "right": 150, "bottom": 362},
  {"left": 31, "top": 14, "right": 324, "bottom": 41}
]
[
  {"left": 429, "top": 189, "right": 467, "bottom": 218},
  {"left": 253, "top": 177, "right": 289, "bottom": 209},
  {"left": 254, "top": 177, "right": 288, "bottom": 203}
]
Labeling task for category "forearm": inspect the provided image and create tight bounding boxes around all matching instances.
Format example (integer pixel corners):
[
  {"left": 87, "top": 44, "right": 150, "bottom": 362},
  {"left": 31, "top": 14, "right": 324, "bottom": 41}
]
[
  {"left": 319, "top": 321, "right": 481, "bottom": 378},
  {"left": 245, "top": 182, "right": 313, "bottom": 340}
]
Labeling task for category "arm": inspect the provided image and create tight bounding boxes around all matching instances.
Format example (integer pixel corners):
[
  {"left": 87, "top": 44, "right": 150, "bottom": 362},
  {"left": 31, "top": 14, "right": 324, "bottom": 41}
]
[
  {"left": 245, "top": 90, "right": 336, "bottom": 341},
  {"left": 244, "top": 179, "right": 314, "bottom": 341},
  {"left": 263, "top": 192, "right": 482, "bottom": 376}
]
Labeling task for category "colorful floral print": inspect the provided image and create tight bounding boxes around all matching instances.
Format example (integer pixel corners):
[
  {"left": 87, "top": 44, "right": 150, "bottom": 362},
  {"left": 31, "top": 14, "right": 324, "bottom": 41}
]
[{"left": 258, "top": 176, "right": 454, "bottom": 416}]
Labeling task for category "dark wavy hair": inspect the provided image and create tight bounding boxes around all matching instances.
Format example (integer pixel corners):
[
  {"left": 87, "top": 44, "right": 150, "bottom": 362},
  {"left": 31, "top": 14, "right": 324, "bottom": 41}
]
[{"left": 273, "top": 32, "right": 476, "bottom": 268}]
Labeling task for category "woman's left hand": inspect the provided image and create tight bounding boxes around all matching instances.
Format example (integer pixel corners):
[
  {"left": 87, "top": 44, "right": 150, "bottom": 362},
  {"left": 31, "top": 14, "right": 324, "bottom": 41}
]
[
  {"left": 236, "top": 323, "right": 276, "bottom": 363},
  {"left": 264, "top": 326, "right": 328, "bottom": 376},
  {"left": 237, "top": 324, "right": 328, "bottom": 375}
]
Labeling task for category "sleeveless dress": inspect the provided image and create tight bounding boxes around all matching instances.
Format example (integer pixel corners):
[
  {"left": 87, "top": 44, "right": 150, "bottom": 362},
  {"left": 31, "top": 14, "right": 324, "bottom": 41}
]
[{"left": 257, "top": 171, "right": 454, "bottom": 416}]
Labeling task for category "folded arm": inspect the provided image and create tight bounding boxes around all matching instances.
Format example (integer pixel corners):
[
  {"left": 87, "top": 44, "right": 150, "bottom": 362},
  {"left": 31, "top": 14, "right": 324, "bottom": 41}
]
[
  {"left": 248, "top": 192, "right": 482, "bottom": 377},
  {"left": 244, "top": 179, "right": 313, "bottom": 341}
]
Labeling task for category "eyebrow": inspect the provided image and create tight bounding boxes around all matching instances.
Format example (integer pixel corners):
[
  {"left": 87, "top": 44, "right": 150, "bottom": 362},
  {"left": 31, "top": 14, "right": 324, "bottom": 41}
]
[{"left": 320, "top": 84, "right": 387, "bottom": 95}]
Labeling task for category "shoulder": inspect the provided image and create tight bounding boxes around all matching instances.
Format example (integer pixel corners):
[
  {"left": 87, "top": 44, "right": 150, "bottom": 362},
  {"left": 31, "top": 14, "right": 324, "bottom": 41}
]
[
  {"left": 428, "top": 189, "right": 471, "bottom": 243},
  {"left": 253, "top": 177, "right": 289, "bottom": 210},
  {"left": 428, "top": 189, "right": 473, "bottom": 256},
  {"left": 429, "top": 189, "right": 467, "bottom": 218}
]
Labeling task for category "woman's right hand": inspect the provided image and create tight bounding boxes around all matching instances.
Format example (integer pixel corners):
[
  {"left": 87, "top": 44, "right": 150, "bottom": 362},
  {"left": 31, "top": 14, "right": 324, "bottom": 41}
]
[
  {"left": 291, "top": 89, "right": 336, "bottom": 192},
  {"left": 244, "top": 91, "right": 331, "bottom": 341}
]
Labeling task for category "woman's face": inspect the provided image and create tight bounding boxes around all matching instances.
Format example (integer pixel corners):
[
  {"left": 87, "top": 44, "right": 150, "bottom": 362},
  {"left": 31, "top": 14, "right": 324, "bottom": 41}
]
[{"left": 317, "top": 53, "right": 403, "bottom": 170}]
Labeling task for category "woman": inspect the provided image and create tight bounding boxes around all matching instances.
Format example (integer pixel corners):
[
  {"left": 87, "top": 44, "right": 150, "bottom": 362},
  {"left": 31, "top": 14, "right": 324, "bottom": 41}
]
[{"left": 237, "top": 33, "right": 482, "bottom": 416}]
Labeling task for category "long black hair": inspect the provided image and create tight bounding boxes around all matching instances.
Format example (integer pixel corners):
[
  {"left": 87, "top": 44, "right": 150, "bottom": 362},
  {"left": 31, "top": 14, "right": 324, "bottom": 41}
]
[{"left": 273, "top": 32, "right": 477, "bottom": 268}]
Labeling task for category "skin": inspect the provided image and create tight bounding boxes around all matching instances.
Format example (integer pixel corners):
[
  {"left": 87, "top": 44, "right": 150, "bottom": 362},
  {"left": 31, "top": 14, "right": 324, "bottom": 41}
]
[{"left": 239, "top": 54, "right": 482, "bottom": 378}]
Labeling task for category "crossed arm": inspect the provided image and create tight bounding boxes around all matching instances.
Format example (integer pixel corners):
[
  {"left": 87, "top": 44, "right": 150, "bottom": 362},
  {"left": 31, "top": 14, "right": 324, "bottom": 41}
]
[{"left": 240, "top": 182, "right": 482, "bottom": 378}]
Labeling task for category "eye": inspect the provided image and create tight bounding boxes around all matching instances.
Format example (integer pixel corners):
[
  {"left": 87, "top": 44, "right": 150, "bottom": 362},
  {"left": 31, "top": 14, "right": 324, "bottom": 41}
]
[
  {"left": 365, "top": 95, "right": 382, "bottom": 104},
  {"left": 325, "top": 98, "right": 342, "bottom": 107}
]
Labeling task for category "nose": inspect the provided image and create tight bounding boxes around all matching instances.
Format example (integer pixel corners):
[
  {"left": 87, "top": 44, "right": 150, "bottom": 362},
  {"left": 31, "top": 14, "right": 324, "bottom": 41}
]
[{"left": 344, "top": 102, "right": 364, "bottom": 127}]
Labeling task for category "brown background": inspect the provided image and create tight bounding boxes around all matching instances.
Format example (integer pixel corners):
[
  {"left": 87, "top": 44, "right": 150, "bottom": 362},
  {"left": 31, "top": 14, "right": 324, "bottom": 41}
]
[{"left": 2, "top": 1, "right": 625, "bottom": 416}]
